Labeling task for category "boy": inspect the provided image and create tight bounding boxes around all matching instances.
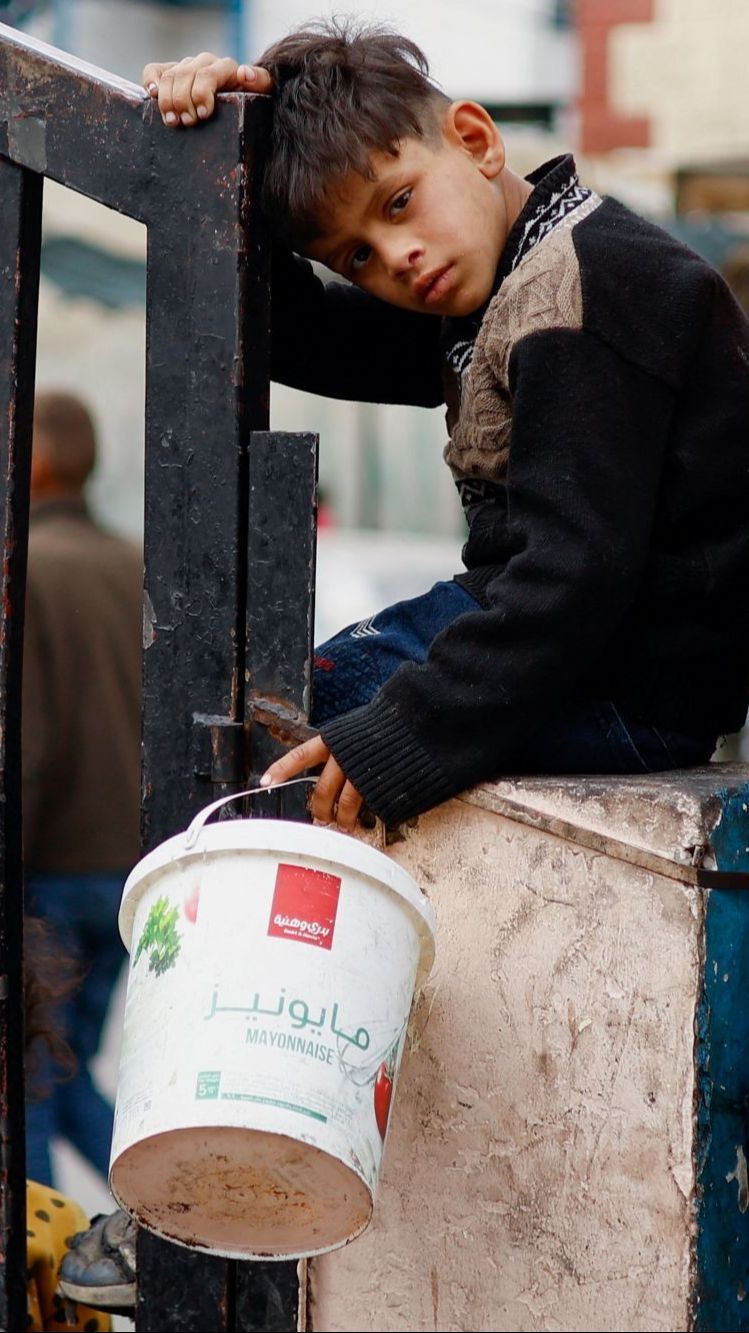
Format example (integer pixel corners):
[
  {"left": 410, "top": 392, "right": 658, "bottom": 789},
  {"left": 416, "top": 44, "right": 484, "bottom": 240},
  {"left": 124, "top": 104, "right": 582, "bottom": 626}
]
[{"left": 142, "top": 23, "right": 749, "bottom": 833}]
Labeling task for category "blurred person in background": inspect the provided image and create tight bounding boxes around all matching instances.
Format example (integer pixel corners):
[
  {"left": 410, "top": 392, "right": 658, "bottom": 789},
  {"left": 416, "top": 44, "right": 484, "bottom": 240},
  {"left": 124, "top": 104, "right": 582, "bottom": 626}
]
[
  {"left": 24, "top": 914, "right": 112, "bottom": 1332},
  {"left": 23, "top": 390, "right": 142, "bottom": 1188}
]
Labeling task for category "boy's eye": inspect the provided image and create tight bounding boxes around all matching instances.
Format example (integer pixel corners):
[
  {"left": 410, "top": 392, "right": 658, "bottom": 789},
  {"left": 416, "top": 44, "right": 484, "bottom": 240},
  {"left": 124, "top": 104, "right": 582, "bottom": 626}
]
[
  {"left": 389, "top": 189, "right": 412, "bottom": 218},
  {"left": 350, "top": 245, "right": 372, "bottom": 272}
]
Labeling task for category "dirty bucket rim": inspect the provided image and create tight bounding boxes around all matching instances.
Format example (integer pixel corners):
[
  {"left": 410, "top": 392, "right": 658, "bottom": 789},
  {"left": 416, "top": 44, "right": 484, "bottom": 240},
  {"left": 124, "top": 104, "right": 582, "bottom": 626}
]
[{"left": 119, "top": 816, "right": 436, "bottom": 985}]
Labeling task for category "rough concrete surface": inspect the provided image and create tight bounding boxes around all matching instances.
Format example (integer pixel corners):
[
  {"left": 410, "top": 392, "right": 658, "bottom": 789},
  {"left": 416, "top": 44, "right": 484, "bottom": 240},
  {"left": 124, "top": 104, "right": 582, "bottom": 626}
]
[
  {"left": 468, "top": 766, "right": 749, "bottom": 873},
  {"left": 310, "top": 792, "right": 701, "bottom": 1332}
]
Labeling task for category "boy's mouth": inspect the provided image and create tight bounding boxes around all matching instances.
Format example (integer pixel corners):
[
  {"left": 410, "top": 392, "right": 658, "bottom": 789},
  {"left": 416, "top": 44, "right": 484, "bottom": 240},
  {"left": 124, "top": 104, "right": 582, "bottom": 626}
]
[{"left": 415, "top": 265, "right": 454, "bottom": 306}]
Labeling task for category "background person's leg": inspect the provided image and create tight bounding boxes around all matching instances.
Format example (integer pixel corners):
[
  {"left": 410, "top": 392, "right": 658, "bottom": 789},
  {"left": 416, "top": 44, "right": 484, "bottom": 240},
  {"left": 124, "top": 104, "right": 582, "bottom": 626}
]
[
  {"left": 56, "top": 923, "right": 125, "bottom": 1178},
  {"left": 25, "top": 871, "right": 127, "bottom": 1181},
  {"left": 25, "top": 1065, "right": 58, "bottom": 1187}
]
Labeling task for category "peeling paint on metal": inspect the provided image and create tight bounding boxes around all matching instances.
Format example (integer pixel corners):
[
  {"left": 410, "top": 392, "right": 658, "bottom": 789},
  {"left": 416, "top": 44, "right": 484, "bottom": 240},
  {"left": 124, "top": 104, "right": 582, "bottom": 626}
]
[
  {"left": 709, "top": 784, "right": 749, "bottom": 874},
  {"left": 726, "top": 1145, "right": 749, "bottom": 1214},
  {"left": 142, "top": 587, "right": 156, "bottom": 650},
  {"left": 8, "top": 114, "right": 46, "bottom": 173}
]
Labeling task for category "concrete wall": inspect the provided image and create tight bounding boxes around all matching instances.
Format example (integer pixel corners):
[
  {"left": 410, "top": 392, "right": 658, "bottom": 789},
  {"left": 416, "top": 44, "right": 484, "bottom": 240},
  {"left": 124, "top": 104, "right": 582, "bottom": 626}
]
[{"left": 309, "top": 768, "right": 749, "bottom": 1332}]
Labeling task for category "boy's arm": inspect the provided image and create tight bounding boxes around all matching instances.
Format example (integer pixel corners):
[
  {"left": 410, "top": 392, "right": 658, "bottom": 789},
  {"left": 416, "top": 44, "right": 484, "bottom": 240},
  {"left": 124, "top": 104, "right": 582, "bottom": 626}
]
[
  {"left": 271, "top": 247, "right": 444, "bottom": 407},
  {"left": 266, "top": 328, "right": 676, "bottom": 825},
  {"left": 141, "top": 56, "right": 444, "bottom": 408}
]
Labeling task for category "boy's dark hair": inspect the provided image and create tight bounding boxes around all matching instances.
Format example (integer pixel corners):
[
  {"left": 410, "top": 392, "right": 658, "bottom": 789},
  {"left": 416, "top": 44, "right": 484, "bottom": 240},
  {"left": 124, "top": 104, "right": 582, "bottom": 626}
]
[{"left": 258, "top": 18, "right": 449, "bottom": 248}]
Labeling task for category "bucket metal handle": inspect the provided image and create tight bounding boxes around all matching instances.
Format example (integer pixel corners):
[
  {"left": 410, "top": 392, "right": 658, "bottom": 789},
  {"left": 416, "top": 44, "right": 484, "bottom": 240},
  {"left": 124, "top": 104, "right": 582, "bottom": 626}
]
[{"left": 184, "top": 778, "right": 317, "bottom": 849}]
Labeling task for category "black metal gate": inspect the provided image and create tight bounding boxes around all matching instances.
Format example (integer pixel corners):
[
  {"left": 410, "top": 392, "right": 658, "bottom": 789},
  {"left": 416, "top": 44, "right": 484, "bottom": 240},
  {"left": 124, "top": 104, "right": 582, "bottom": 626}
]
[{"left": 0, "top": 21, "right": 317, "bottom": 1331}]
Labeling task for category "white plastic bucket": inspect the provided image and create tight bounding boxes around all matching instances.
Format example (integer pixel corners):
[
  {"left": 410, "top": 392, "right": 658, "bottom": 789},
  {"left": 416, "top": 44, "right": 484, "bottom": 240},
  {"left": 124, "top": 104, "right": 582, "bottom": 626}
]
[{"left": 109, "top": 789, "right": 435, "bottom": 1260}]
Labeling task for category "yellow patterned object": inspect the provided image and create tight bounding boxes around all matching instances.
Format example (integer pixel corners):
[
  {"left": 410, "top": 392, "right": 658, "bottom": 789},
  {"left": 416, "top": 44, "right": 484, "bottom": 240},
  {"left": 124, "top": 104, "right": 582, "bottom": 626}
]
[{"left": 26, "top": 1180, "right": 111, "bottom": 1332}]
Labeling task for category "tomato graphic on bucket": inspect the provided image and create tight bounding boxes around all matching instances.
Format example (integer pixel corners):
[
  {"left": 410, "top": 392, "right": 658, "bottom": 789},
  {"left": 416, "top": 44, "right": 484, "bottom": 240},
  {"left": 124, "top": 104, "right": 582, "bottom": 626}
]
[
  {"left": 373, "top": 1064, "right": 393, "bottom": 1139},
  {"left": 183, "top": 884, "right": 200, "bottom": 923},
  {"left": 373, "top": 1044, "right": 399, "bottom": 1139}
]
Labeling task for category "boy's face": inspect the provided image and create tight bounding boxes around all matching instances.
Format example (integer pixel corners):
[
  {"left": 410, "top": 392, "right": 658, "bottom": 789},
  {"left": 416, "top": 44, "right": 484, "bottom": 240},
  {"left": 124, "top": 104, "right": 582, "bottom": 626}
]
[{"left": 305, "top": 104, "right": 515, "bottom": 318}]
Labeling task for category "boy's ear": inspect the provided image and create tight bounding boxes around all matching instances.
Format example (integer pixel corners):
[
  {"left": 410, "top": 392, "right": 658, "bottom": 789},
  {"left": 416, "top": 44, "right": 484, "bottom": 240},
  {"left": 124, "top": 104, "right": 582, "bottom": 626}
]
[{"left": 443, "top": 101, "right": 505, "bottom": 180}]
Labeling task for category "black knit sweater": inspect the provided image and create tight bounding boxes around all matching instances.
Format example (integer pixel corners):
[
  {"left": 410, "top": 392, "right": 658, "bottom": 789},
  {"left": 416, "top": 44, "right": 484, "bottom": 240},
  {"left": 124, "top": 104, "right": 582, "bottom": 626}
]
[{"left": 271, "top": 155, "right": 749, "bottom": 825}]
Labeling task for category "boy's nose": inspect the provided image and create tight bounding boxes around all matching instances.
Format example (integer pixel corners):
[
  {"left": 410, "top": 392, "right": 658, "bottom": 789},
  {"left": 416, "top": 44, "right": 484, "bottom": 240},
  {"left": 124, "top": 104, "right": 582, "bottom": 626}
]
[{"left": 386, "top": 242, "right": 423, "bottom": 280}]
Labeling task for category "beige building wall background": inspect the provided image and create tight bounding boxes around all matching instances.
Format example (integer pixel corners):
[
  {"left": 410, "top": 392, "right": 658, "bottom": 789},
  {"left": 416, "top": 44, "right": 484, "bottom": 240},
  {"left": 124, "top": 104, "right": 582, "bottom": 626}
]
[{"left": 610, "top": 0, "right": 749, "bottom": 167}]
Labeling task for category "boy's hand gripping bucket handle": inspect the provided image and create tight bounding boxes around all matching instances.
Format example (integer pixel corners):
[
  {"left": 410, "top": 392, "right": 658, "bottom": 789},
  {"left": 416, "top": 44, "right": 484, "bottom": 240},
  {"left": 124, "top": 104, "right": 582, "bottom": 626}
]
[{"left": 184, "top": 778, "right": 317, "bottom": 849}]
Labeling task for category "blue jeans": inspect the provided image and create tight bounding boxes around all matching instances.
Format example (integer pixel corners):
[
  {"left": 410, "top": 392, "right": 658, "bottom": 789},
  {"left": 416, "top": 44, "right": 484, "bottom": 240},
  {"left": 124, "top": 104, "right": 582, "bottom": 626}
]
[
  {"left": 25, "top": 870, "right": 127, "bottom": 1186},
  {"left": 311, "top": 580, "right": 717, "bottom": 773}
]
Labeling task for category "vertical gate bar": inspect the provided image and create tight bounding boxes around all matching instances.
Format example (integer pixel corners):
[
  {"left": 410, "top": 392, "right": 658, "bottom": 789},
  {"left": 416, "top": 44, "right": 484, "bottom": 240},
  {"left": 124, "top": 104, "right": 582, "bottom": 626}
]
[
  {"left": 235, "top": 1259, "right": 305, "bottom": 1333},
  {"left": 0, "top": 156, "right": 42, "bottom": 1333},
  {"left": 245, "top": 429, "right": 319, "bottom": 822},
  {"left": 138, "top": 92, "right": 272, "bottom": 850},
  {"left": 246, "top": 431, "right": 318, "bottom": 720},
  {"left": 136, "top": 95, "right": 271, "bottom": 1332},
  {"left": 236, "top": 429, "right": 319, "bottom": 1328}
]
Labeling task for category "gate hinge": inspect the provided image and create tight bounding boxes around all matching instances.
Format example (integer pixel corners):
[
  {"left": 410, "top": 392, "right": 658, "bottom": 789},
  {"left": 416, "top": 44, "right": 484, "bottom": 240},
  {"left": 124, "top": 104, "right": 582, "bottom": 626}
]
[{"left": 191, "top": 713, "right": 245, "bottom": 783}]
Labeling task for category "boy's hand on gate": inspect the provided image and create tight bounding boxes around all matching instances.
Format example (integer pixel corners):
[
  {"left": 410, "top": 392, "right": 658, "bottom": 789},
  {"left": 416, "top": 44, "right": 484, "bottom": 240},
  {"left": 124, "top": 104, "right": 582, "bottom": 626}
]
[
  {"left": 142, "top": 54, "right": 273, "bottom": 126},
  {"left": 260, "top": 735, "right": 364, "bottom": 831}
]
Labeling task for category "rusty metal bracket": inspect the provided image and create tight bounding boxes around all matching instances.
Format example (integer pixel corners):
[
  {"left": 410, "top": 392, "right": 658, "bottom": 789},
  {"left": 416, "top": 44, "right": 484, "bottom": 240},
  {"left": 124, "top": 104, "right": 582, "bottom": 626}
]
[
  {"left": 191, "top": 713, "right": 245, "bottom": 784},
  {"left": 247, "top": 695, "right": 315, "bottom": 752},
  {"left": 191, "top": 703, "right": 315, "bottom": 787}
]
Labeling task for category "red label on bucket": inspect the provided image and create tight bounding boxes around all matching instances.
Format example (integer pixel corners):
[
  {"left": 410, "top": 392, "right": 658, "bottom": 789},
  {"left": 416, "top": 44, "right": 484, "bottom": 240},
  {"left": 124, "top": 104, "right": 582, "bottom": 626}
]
[{"left": 268, "top": 863, "right": 341, "bottom": 950}]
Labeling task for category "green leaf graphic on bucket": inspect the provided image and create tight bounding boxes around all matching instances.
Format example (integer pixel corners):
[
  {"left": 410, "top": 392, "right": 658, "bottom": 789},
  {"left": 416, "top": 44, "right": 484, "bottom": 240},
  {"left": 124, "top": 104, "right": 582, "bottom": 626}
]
[{"left": 133, "top": 895, "right": 182, "bottom": 976}]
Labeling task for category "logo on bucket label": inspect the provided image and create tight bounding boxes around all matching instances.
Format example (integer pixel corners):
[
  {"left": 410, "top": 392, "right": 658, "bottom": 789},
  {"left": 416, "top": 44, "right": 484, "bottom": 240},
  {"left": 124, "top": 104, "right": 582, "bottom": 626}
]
[
  {"left": 196, "top": 1070, "right": 221, "bottom": 1100},
  {"left": 268, "top": 863, "right": 341, "bottom": 950}
]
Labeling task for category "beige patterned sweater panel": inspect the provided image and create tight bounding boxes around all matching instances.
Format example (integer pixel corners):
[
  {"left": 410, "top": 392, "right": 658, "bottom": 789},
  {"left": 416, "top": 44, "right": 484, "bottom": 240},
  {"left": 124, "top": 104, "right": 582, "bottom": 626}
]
[{"left": 444, "top": 205, "right": 597, "bottom": 486}]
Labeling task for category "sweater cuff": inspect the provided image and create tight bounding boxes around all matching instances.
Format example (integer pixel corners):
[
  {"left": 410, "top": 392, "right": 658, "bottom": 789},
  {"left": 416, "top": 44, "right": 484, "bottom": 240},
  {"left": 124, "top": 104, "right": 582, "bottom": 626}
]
[
  {"left": 319, "top": 696, "right": 458, "bottom": 826},
  {"left": 454, "top": 564, "right": 506, "bottom": 606}
]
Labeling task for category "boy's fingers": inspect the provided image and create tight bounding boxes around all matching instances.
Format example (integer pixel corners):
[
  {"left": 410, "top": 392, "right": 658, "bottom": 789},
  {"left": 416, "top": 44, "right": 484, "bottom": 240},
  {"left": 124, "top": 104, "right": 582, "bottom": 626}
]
[
  {"left": 260, "top": 735, "right": 330, "bottom": 787},
  {"left": 154, "top": 53, "right": 217, "bottom": 124},
  {"left": 169, "top": 56, "right": 210, "bottom": 124},
  {"left": 156, "top": 65, "right": 180, "bottom": 124},
  {"left": 334, "top": 782, "right": 364, "bottom": 831},
  {"left": 237, "top": 64, "right": 274, "bottom": 93},
  {"left": 311, "top": 756, "right": 348, "bottom": 824},
  {"left": 190, "top": 55, "right": 251, "bottom": 118},
  {"left": 191, "top": 69, "right": 218, "bottom": 121},
  {"left": 141, "top": 61, "right": 174, "bottom": 93},
  {"left": 260, "top": 739, "right": 365, "bottom": 829},
  {"left": 146, "top": 53, "right": 269, "bottom": 125}
]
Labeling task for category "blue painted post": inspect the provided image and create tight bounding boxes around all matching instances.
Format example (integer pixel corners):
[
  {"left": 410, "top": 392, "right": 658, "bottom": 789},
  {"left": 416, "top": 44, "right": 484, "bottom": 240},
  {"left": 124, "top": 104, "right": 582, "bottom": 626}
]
[{"left": 695, "top": 786, "right": 749, "bottom": 1331}]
